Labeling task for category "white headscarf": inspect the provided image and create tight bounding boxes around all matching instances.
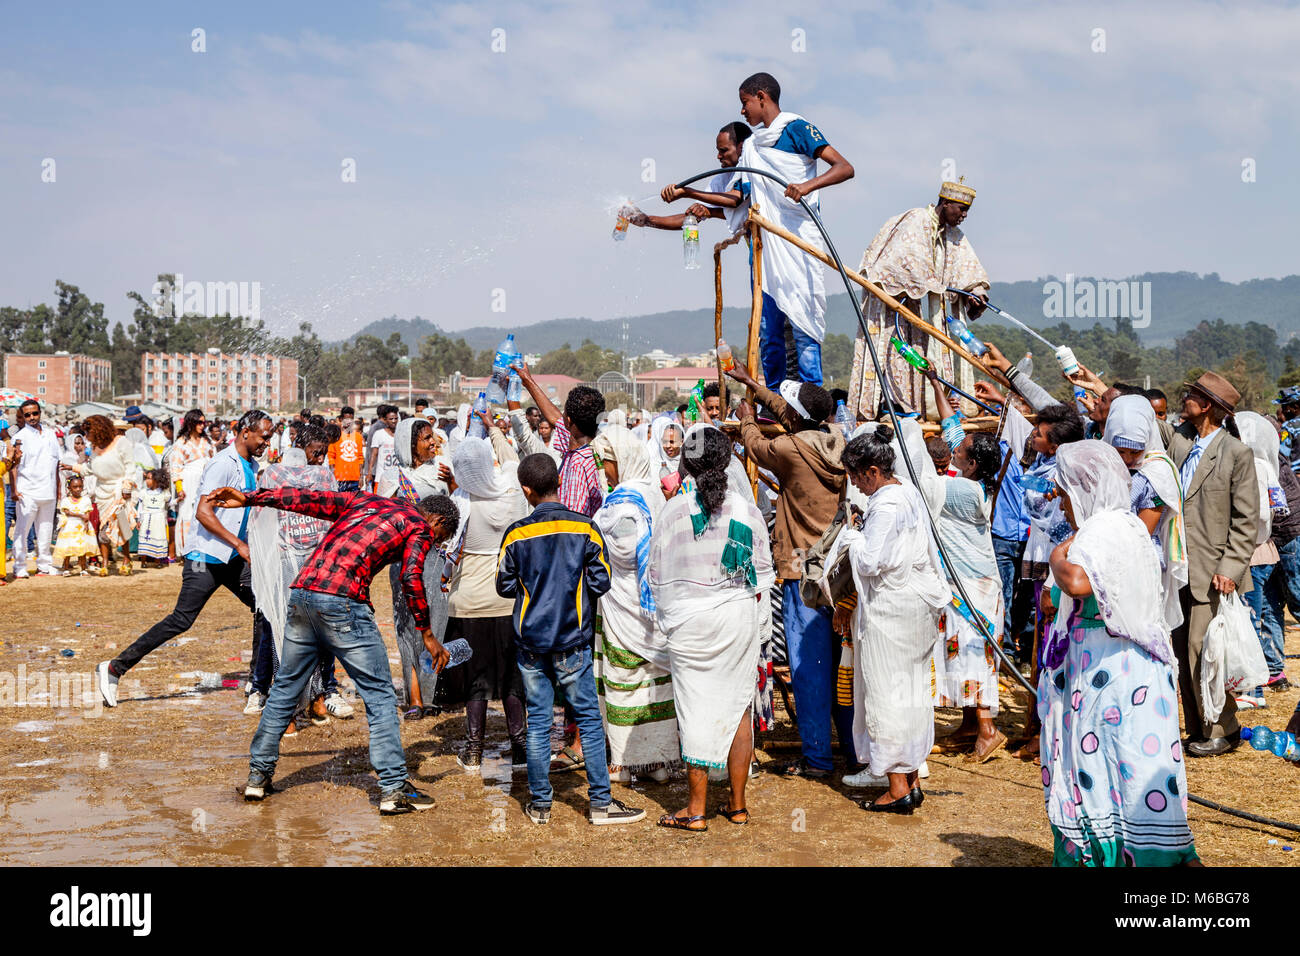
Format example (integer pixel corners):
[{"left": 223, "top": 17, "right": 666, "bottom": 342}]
[
  {"left": 1056, "top": 441, "right": 1172, "bottom": 663},
  {"left": 593, "top": 423, "right": 661, "bottom": 518},
  {"left": 1237, "top": 411, "right": 1287, "bottom": 530},
  {"left": 649, "top": 415, "right": 684, "bottom": 478},
  {"left": 1101, "top": 394, "right": 1188, "bottom": 630},
  {"left": 394, "top": 417, "right": 451, "bottom": 498}
]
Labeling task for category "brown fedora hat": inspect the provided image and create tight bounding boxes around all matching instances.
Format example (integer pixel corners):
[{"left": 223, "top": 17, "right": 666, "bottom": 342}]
[{"left": 1182, "top": 371, "right": 1241, "bottom": 413}]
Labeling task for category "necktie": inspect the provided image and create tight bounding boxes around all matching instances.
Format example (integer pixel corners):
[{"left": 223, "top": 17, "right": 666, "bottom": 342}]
[{"left": 1180, "top": 442, "right": 1204, "bottom": 494}]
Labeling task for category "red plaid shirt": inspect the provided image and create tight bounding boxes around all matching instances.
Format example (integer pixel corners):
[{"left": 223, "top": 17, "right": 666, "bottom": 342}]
[
  {"left": 248, "top": 488, "right": 435, "bottom": 629},
  {"left": 551, "top": 421, "right": 605, "bottom": 517}
]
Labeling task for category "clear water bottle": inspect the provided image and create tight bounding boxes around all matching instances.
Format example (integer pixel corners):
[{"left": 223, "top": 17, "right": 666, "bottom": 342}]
[
  {"left": 834, "top": 400, "right": 855, "bottom": 431},
  {"left": 420, "top": 638, "right": 473, "bottom": 674},
  {"left": 468, "top": 392, "right": 490, "bottom": 440},
  {"left": 1242, "top": 726, "right": 1300, "bottom": 761},
  {"left": 716, "top": 338, "right": 735, "bottom": 372},
  {"left": 195, "top": 672, "right": 222, "bottom": 689},
  {"left": 945, "top": 314, "right": 987, "bottom": 357},
  {"left": 507, "top": 370, "right": 524, "bottom": 404},
  {"left": 682, "top": 214, "right": 700, "bottom": 270},
  {"left": 488, "top": 334, "right": 516, "bottom": 403},
  {"left": 1015, "top": 352, "right": 1033, "bottom": 378}
]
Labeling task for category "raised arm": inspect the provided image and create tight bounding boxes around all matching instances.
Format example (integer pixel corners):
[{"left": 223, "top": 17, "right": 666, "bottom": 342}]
[{"left": 512, "top": 362, "right": 562, "bottom": 427}]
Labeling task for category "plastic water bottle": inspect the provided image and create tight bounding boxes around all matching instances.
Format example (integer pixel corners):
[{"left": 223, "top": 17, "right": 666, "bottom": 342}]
[
  {"left": 468, "top": 392, "right": 490, "bottom": 439},
  {"left": 1055, "top": 345, "right": 1079, "bottom": 377},
  {"left": 507, "top": 370, "right": 524, "bottom": 404},
  {"left": 195, "top": 672, "right": 222, "bottom": 689},
  {"left": 612, "top": 204, "right": 632, "bottom": 241},
  {"left": 1015, "top": 352, "right": 1034, "bottom": 378},
  {"left": 945, "top": 314, "right": 987, "bottom": 357},
  {"left": 420, "top": 638, "right": 473, "bottom": 674},
  {"left": 682, "top": 214, "right": 700, "bottom": 270},
  {"left": 834, "top": 400, "right": 855, "bottom": 431},
  {"left": 1242, "top": 726, "right": 1300, "bottom": 761},
  {"left": 488, "top": 334, "right": 516, "bottom": 403},
  {"left": 716, "top": 338, "right": 735, "bottom": 372}
]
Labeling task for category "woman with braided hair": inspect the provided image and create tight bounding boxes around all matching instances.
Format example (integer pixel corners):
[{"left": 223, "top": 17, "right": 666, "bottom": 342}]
[{"left": 649, "top": 425, "right": 774, "bottom": 831}]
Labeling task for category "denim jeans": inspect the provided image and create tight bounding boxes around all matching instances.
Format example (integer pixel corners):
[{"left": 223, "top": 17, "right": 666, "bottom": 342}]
[
  {"left": 1248, "top": 540, "right": 1300, "bottom": 689},
  {"left": 783, "top": 579, "right": 844, "bottom": 771},
  {"left": 249, "top": 590, "right": 406, "bottom": 792},
  {"left": 760, "top": 293, "right": 822, "bottom": 387},
  {"left": 992, "top": 535, "right": 1025, "bottom": 657},
  {"left": 516, "top": 643, "right": 610, "bottom": 810}
]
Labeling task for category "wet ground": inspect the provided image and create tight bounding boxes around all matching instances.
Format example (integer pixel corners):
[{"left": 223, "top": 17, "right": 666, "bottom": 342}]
[{"left": 2, "top": 565, "right": 1298, "bottom": 866}]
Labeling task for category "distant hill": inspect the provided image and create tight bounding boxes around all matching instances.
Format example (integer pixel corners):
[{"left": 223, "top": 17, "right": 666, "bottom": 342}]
[{"left": 344, "top": 272, "right": 1300, "bottom": 355}]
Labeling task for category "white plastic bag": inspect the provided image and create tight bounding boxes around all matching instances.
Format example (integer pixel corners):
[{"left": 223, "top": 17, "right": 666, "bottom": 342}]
[{"left": 1205, "top": 594, "right": 1270, "bottom": 719}]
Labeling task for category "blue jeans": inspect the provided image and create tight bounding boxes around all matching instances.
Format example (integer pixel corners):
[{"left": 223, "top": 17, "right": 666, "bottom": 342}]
[
  {"left": 760, "top": 293, "right": 822, "bottom": 387},
  {"left": 516, "top": 643, "right": 610, "bottom": 810},
  {"left": 249, "top": 590, "right": 406, "bottom": 792},
  {"left": 337, "top": 480, "right": 359, "bottom": 493},
  {"left": 1248, "top": 541, "right": 1300, "bottom": 688},
  {"left": 783, "top": 580, "right": 844, "bottom": 771},
  {"left": 992, "top": 535, "right": 1024, "bottom": 656}
]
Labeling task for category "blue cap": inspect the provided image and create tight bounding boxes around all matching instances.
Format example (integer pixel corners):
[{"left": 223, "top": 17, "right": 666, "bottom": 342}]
[
  {"left": 1275, "top": 387, "right": 1300, "bottom": 406},
  {"left": 124, "top": 404, "right": 145, "bottom": 421}
]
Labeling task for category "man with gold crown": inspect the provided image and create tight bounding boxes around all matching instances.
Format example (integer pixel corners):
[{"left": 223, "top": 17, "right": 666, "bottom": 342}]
[{"left": 847, "top": 179, "right": 990, "bottom": 421}]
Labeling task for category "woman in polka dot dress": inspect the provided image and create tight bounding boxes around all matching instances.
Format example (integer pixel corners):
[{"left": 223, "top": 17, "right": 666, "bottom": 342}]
[{"left": 1038, "top": 441, "right": 1198, "bottom": 867}]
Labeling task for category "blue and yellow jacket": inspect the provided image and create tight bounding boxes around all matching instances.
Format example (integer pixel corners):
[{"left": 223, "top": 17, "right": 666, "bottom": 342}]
[{"left": 495, "top": 501, "right": 611, "bottom": 655}]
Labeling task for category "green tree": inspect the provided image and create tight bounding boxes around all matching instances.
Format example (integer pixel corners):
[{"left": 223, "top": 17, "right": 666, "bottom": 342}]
[
  {"left": 538, "top": 340, "right": 621, "bottom": 380},
  {"left": 821, "top": 332, "right": 853, "bottom": 387},
  {"left": 654, "top": 387, "right": 681, "bottom": 411},
  {"left": 602, "top": 390, "right": 637, "bottom": 414},
  {"left": 50, "top": 281, "right": 110, "bottom": 356}
]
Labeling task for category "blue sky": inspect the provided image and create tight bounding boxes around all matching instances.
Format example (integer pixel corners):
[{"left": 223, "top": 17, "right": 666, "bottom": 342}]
[{"left": 1, "top": 0, "right": 1296, "bottom": 343}]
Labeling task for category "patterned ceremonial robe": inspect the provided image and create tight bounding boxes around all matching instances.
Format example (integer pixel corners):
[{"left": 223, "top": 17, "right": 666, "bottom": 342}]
[{"left": 847, "top": 205, "right": 989, "bottom": 421}]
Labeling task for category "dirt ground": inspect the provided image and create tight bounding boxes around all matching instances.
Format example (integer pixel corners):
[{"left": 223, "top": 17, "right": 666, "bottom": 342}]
[{"left": 1, "top": 564, "right": 1298, "bottom": 866}]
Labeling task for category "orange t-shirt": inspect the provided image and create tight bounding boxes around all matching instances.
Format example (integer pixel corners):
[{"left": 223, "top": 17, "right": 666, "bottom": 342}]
[{"left": 328, "top": 433, "right": 364, "bottom": 482}]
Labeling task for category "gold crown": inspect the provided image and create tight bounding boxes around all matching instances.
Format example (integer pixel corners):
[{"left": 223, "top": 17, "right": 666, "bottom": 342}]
[{"left": 939, "top": 176, "right": 975, "bottom": 206}]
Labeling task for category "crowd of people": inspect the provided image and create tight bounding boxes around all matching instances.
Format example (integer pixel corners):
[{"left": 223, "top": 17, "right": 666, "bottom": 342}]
[
  {"left": 1, "top": 330, "right": 1281, "bottom": 861},
  {"left": 6, "top": 69, "right": 1295, "bottom": 863}
]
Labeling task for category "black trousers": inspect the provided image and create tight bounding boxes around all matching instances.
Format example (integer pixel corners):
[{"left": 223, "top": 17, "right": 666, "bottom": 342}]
[{"left": 111, "top": 556, "right": 255, "bottom": 675}]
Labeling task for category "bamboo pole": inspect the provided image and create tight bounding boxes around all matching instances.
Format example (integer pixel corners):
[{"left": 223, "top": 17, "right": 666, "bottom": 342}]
[
  {"left": 713, "top": 245, "right": 725, "bottom": 399},
  {"left": 746, "top": 210, "right": 1011, "bottom": 389},
  {"left": 745, "top": 214, "right": 764, "bottom": 497}
]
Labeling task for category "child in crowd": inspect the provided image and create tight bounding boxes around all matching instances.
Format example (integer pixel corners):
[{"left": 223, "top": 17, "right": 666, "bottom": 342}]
[
  {"left": 496, "top": 453, "right": 643, "bottom": 827},
  {"left": 53, "top": 474, "right": 97, "bottom": 575},
  {"left": 135, "top": 468, "right": 172, "bottom": 566}
]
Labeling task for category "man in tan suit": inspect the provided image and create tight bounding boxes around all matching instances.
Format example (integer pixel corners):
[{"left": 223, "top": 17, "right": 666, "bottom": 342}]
[{"left": 1161, "top": 372, "right": 1259, "bottom": 757}]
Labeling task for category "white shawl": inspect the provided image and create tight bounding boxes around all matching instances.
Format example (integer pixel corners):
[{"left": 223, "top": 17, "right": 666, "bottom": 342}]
[{"left": 739, "top": 111, "right": 826, "bottom": 342}]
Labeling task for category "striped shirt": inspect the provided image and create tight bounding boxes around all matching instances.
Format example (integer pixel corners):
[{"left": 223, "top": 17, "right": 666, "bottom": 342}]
[{"left": 551, "top": 421, "right": 605, "bottom": 517}]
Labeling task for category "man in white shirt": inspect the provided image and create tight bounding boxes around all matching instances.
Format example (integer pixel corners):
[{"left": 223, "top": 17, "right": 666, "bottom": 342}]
[
  {"left": 365, "top": 404, "right": 400, "bottom": 495},
  {"left": 11, "top": 400, "right": 61, "bottom": 577}
]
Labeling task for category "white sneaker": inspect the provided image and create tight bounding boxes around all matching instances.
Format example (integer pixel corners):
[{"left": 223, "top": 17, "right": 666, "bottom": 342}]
[
  {"left": 919, "top": 761, "right": 931, "bottom": 779},
  {"left": 609, "top": 767, "right": 632, "bottom": 784},
  {"left": 324, "top": 693, "right": 354, "bottom": 719},
  {"left": 243, "top": 691, "right": 266, "bottom": 716},
  {"left": 96, "top": 661, "right": 119, "bottom": 708},
  {"left": 842, "top": 767, "right": 889, "bottom": 788},
  {"left": 14, "top": 569, "right": 29, "bottom": 579},
  {"left": 1235, "top": 695, "right": 1267, "bottom": 710},
  {"left": 645, "top": 767, "right": 671, "bottom": 784}
]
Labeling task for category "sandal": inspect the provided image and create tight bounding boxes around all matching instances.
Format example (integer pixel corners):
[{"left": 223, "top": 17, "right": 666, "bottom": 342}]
[
  {"left": 118, "top": 560, "right": 132, "bottom": 576},
  {"left": 970, "top": 730, "right": 1008, "bottom": 764},
  {"left": 657, "top": 812, "right": 708, "bottom": 832},
  {"left": 717, "top": 805, "right": 749, "bottom": 825},
  {"left": 549, "top": 745, "right": 585, "bottom": 773}
]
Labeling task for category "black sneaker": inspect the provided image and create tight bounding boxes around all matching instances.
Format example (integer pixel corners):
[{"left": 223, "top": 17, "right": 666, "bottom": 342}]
[
  {"left": 780, "top": 757, "right": 831, "bottom": 780},
  {"left": 589, "top": 797, "right": 646, "bottom": 826},
  {"left": 511, "top": 742, "right": 529, "bottom": 770},
  {"left": 457, "top": 748, "right": 483, "bottom": 773},
  {"left": 244, "top": 770, "right": 274, "bottom": 801},
  {"left": 379, "top": 781, "right": 436, "bottom": 815},
  {"left": 525, "top": 801, "right": 551, "bottom": 825},
  {"left": 1267, "top": 675, "right": 1292, "bottom": 693}
]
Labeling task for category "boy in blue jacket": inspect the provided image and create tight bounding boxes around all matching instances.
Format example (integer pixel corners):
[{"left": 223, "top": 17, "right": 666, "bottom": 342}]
[{"left": 496, "top": 453, "right": 645, "bottom": 827}]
